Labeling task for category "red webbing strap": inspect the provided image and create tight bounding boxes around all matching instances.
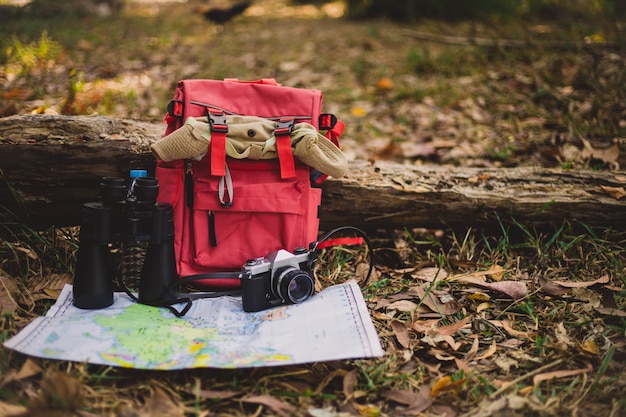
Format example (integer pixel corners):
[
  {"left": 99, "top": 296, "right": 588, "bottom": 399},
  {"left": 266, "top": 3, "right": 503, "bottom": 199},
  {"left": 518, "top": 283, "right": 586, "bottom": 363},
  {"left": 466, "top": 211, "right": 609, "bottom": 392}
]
[
  {"left": 326, "top": 119, "right": 345, "bottom": 145},
  {"left": 314, "top": 114, "right": 345, "bottom": 185},
  {"left": 208, "top": 111, "right": 228, "bottom": 177},
  {"left": 320, "top": 114, "right": 344, "bottom": 147},
  {"left": 275, "top": 119, "right": 296, "bottom": 179},
  {"left": 315, "top": 237, "right": 364, "bottom": 250}
]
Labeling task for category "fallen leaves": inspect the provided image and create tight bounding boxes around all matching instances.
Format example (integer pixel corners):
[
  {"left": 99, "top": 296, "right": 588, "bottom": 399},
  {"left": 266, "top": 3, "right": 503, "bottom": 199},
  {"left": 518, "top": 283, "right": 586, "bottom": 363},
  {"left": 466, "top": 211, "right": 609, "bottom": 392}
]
[
  {"left": 600, "top": 185, "right": 626, "bottom": 199},
  {"left": 392, "top": 320, "right": 411, "bottom": 348},
  {"left": 453, "top": 276, "right": 527, "bottom": 300},
  {"left": 242, "top": 395, "right": 296, "bottom": 417},
  {"left": 140, "top": 388, "right": 186, "bottom": 417},
  {"left": 0, "top": 274, "right": 20, "bottom": 314},
  {"left": 430, "top": 375, "right": 465, "bottom": 398},
  {"left": 533, "top": 363, "right": 594, "bottom": 385},
  {"left": 382, "top": 387, "right": 432, "bottom": 414},
  {"left": 25, "top": 370, "right": 84, "bottom": 416}
]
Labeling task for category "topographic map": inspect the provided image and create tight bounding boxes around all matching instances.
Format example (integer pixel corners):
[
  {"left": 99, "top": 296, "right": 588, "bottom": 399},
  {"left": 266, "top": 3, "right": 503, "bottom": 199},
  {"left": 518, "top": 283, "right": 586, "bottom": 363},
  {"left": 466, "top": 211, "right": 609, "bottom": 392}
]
[{"left": 4, "top": 280, "right": 382, "bottom": 369}]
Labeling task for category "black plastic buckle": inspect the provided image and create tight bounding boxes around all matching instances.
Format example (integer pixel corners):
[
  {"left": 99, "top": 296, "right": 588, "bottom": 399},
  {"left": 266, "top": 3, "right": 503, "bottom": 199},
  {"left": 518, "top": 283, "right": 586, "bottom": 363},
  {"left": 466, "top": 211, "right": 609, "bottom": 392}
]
[
  {"left": 208, "top": 111, "right": 228, "bottom": 133},
  {"left": 319, "top": 113, "right": 337, "bottom": 130},
  {"left": 275, "top": 118, "right": 294, "bottom": 136}
]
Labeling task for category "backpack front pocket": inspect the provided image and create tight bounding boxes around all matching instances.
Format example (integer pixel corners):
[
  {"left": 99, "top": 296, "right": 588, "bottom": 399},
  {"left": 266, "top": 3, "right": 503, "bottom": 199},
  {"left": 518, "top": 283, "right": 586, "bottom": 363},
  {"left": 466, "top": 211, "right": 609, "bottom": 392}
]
[{"left": 179, "top": 160, "right": 316, "bottom": 277}]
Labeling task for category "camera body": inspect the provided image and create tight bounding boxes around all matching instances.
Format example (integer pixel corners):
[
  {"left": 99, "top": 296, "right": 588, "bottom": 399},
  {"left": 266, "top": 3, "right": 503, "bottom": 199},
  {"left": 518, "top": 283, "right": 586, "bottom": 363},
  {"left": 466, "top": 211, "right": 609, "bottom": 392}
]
[
  {"left": 241, "top": 248, "right": 316, "bottom": 312},
  {"left": 72, "top": 176, "right": 178, "bottom": 310}
]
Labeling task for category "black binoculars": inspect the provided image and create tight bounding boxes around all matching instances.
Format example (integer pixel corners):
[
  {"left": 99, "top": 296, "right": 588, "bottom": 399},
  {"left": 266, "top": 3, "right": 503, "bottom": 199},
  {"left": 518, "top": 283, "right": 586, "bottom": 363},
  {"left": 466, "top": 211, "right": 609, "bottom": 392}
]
[{"left": 72, "top": 176, "right": 179, "bottom": 310}]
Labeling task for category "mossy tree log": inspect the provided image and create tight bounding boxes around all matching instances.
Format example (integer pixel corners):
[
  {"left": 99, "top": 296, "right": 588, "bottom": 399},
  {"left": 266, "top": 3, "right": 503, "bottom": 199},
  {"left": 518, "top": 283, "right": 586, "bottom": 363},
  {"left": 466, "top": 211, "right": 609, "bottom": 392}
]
[{"left": 2, "top": 114, "right": 626, "bottom": 232}]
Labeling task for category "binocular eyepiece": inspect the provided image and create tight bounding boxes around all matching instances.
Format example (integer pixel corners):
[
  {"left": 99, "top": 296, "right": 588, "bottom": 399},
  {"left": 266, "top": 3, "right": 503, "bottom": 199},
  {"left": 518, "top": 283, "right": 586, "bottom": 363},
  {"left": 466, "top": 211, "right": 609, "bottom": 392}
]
[{"left": 72, "top": 175, "right": 178, "bottom": 310}]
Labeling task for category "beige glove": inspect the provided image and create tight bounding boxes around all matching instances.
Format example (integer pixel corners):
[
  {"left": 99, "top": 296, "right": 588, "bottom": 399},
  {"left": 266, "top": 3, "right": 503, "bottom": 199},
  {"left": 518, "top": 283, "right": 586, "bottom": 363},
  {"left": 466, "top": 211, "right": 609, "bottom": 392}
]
[{"left": 151, "top": 115, "right": 347, "bottom": 178}]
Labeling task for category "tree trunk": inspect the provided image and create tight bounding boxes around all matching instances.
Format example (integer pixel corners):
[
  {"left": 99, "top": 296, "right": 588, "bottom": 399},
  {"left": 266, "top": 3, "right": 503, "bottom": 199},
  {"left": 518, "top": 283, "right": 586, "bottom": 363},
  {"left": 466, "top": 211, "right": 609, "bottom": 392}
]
[{"left": 2, "top": 114, "right": 625, "bottom": 231}]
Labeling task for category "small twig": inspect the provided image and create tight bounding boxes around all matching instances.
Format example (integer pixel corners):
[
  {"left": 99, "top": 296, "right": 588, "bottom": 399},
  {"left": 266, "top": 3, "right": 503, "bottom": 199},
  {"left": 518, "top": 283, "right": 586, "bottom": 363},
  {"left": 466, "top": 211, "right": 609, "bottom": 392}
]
[{"left": 489, "top": 358, "right": 565, "bottom": 398}]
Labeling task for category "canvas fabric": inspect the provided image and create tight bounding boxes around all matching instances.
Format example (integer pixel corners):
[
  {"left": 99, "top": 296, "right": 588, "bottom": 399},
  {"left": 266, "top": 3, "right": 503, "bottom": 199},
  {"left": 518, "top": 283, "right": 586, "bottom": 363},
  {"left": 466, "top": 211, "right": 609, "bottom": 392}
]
[{"left": 155, "top": 79, "right": 344, "bottom": 288}]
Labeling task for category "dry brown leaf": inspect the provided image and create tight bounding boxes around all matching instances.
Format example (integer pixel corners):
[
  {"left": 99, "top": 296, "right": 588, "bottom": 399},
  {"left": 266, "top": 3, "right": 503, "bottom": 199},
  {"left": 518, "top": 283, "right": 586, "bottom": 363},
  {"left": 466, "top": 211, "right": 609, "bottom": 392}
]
[
  {"left": 581, "top": 137, "right": 619, "bottom": 163},
  {"left": 242, "top": 395, "right": 296, "bottom": 417},
  {"left": 31, "top": 370, "right": 83, "bottom": 413},
  {"left": 464, "top": 336, "right": 480, "bottom": 360},
  {"left": 194, "top": 388, "right": 241, "bottom": 400},
  {"left": 595, "top": 307, "right": 626, "bottom": 317},
  {"left": 351, "top": 402, "right": 382, "bottom": 417},
  {"left": 436, "top": 316, "right": 473, "bottom": 336},
  {"left": 488, "top": 264, "right": 504, "bottom": 281},
  {"left": 0, "top": 401, "right": 28, "bottom": 417},
  {"left": 554, "top": 322, "right": 575, "bottom": 349},
  {"left": 409, "top": 284, "right": 462, "bottom": 315},
  {"left": 400, "top": 141, "right": 437, "bottom": 159},
  {"left": 391, "top": 320, "right": 411, "bottom": 349},
  {"left": 15, "top": 358, "right": 43, "bottom": 381},
  {"left": 430, "top": 375, "right": 465, "bottom": 398},
  {"left": 442, "top": 334, "right": 462, "bottom": 351},
  {"left": 411, "top": 319, "right": 441, "bottom": 333},
  {"left": 371, "top": 311, "right": 393, "bottom": 321},
  {"left": 489, "top": 320, "right": 536, "bottom": 339},
  {"left": 533, "top": 363, "right": 593, "bottom": 385},
  {"left": 431, "top": 350, "right": 459, "bottom": 361},
  {"left": 412, "top": 267, "right": 448, "bottom": 282},
  {"left": 32, "top": 273, "right": 74, "bottom": 292},
  {"left": 474, "top": 339, "right": 498, "bottom": 361},
  {"left": 0, "top": 275, "right": 19, "bottom": 314},
  {"left": 582, "top": 339, "right": 600, "bottom": 355},
  {"left": 551, "top": 274, "right": 610, "bottom": 288},
  {"left": 382, "top": 389, "right": 421, "bottom": 405},
  {"left": 467, "top": 292, "right": 490, "bottom": 301},
  {"left": 498, "top": 339, "right": 525, "bottom": 349},
  {"left": 494, "top": 355, "right": 520, "bottom": 373},
  {"left": 343, "top": 369, "right": 358, "bottom": 400},
  {"left": 382, "top": 387, "right": 433, "bottom": 414},
  {"left": 140, "top": 387, "right": 185, "bottom": 417},
  {"left": 456, "top": 277, "right": 527, "bottom": 299},
  {"left": 454, "top": 357, "right": 472, "bottom": 373},
  {"left": 600, "top": 185, "right": 626, "bottom": 199},
  {"left": 448, "top": 266, "right": 506, "bottom": 283},
  {"left": 476, "top": 302, "right": 494, "bottom": 313},
  {"left": 419, "top": 316, "right": 472, "bottom": 351},
  {"left": 375, "top": 77, "right": 393, "bottom": 91},
  {"left": 386, "top": 300, "right": 420, "bottom": 312},
  {"left": 538, "top": 276, "right": 571, "bottom": 296}
]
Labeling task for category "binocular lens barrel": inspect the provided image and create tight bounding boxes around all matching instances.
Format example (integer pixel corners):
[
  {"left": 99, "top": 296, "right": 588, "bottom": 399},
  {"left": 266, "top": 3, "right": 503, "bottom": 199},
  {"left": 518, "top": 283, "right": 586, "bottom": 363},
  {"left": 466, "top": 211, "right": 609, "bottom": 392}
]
[
  {"left": 134, "top": 177, "right": 159, "bottom": 203},
  {"left": 100, "top": 177, "right": 126, "bottom": 205},
  {"left": 73, "top": 175, "right": 176, "bottom": 311},
  {"left": 138, "top": 203, "right": 177, "bottom": 304},
  {"left": 73, "top": 202, "right": 115, "bottom": 309}
]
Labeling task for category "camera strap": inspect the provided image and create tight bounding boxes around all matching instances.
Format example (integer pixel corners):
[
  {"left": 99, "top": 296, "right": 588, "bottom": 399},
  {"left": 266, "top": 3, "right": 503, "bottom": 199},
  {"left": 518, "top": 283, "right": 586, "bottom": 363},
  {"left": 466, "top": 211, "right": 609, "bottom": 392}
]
[{"left": 309, "top": 226, "right": 374, "bottom": 288}]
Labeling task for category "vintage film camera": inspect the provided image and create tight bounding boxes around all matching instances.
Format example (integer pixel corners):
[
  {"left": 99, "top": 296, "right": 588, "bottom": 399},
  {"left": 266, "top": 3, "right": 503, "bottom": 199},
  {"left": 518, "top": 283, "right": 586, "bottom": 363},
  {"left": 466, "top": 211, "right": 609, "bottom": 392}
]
[
  {"left": 72, "top": 176, "right": 178, "bottom": 310},
  {"left": 241, "top": 248, "right": 317, "bottom": 312}
]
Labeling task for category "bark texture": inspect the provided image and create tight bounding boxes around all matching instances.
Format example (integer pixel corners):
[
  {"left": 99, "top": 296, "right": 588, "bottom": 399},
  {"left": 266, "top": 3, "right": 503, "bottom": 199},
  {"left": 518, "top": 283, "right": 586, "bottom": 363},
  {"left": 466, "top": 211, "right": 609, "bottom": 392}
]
[{"left": 2, "top": 114, "right": 625, "bottom": 231}]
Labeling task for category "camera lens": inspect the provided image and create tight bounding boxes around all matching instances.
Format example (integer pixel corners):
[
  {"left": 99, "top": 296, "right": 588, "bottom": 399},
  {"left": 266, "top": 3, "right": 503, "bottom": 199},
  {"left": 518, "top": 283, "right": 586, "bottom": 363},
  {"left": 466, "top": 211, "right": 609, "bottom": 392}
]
[{"left": 275, "top": 268, "right": 314, "bottom": 304}]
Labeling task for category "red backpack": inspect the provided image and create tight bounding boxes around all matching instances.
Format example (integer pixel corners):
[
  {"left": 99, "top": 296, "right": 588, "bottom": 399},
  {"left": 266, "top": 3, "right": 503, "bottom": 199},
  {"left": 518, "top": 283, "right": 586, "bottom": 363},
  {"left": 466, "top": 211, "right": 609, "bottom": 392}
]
[{"left": 154, "top": 79, "right": 345, "bottom": 289}]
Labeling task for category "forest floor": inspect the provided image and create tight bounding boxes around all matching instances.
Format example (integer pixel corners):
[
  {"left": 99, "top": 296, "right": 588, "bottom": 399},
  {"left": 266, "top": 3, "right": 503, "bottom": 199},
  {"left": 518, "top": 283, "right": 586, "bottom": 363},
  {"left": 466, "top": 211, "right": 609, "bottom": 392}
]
[{"left": 1, "top": 0, "right": 626, "bottom": 416}]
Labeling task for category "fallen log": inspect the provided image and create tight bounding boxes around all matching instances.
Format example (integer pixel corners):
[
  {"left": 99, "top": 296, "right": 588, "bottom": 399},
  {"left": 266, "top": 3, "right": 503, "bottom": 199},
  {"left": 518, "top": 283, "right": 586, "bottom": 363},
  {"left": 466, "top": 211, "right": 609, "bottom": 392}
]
[{"left": 2, "top": 114, "right": 626, "bottom": 231}]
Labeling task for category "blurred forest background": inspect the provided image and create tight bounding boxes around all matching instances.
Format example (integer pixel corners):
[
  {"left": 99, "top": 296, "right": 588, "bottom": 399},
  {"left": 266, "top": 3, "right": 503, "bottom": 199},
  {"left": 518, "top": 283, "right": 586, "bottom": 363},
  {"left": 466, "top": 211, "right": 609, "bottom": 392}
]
[{"left": 1, "top": 0, "right": 624, "bottom": 168}]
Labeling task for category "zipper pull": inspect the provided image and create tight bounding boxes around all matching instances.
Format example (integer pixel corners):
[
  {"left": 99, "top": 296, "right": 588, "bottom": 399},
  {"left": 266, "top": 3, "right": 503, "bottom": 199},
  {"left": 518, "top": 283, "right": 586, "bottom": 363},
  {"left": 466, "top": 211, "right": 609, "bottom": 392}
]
[
  {"left": 208, "top": 210, "right": 217, "bottom": 247},
  {"left": 185, "top": 160, "right": 194, "bottom": 208}
]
